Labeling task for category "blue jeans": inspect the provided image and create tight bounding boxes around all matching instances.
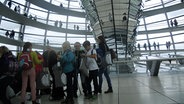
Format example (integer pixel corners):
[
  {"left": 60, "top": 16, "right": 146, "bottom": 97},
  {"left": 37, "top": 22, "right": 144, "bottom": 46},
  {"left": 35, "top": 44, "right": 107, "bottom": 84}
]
[{"left": 98, "top": 66, "right": 112, "bottom": 90}]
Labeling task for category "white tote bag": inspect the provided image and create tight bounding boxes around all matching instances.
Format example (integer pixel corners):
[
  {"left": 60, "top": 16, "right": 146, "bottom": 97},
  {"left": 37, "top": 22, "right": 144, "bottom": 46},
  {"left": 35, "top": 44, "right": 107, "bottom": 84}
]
[
  {"left": 105, "top": 51, "right": 112, "bottom": 65},
  {"left": 41, "top": 73, "right": 50, "bottom": 87},
  {"left": 104, "top": 43, "right": 112, "bottom": 65},
  {"left": 79, "top": 58, "right": 89, "bottom": 77},
  {"left": 61, "top": 73, "right": 67, "bottom": 86}
]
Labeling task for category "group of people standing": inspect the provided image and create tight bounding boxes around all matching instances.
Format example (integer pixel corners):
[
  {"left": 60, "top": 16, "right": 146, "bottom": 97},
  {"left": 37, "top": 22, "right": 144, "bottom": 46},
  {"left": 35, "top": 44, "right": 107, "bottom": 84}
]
[
  {"left": 137, "top": 41, "right": 172, "bottom": 51},
  {"left": 0, "top": 35, "right": 113, "bottom": 104},
  {"left": 5, "top": 30, "right": 15, "bottom": 39},
  {"left": 137, "top": 42, "right": 160, "bottom": 51}
]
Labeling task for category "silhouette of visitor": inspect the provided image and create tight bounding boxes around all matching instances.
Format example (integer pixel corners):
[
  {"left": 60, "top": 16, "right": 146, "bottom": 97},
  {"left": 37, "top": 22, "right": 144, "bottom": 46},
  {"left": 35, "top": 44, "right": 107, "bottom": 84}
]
[
  {"left": 60, "top": 3, "right": 63, "bottom": 7},
  {"left": 122, "top": 13, "right": 127, "bottom": 21},
  {"left": 137, "top": 43, "right": 140, "bottom": 50},
  {"left": 100, "top": 19, "right": 104, "bottom": 25},
  {"left": 34, "top": 16, "right": 37, "bottom": 21},
  {"left": 157, "top": 42, "right": 160, "bottom": 50},
  {"left": 148, "top": 42, "right": 151, "bottom": 50},
  {"left": 170, "top": 20, "right": 173, "bottom": 27},
  {"left": 77, "top": 25, "right": 79, "bottom": 30},
  {"left": 166, "top": 41, "right": 168, "bottom": 50},
  {"left": 174, "top": 19, "right": 178, "bottom": 26},
  {"left": 9, "top": 30, "right": 15, "bottom": 39},
  {"left": 47, "top": 39, "right": 49, "bottom": 45},
  {"left": 143, "top": 43, "right": 147, "bottom": 50},
  {"left": 19, "top": 33, "right": 23, "bottom": 41},
  {"left": 74, "top": 25, "right": 76, "bottom": 30},
  {"left": 59, "top": 21, "right": 63, "bottom": 28},
  {"left": 14, "top": 6, "right": 18, "bottom": 12},
  {"left": 17, "top": 5, "right": 20, "bottom": 13},
  {"left": 109, "top": 13, "right": 112, "bottom": 22},
  {"left": 23, "top": 11, "right": 28, "bottom": 17},
  {"left": 87, "top": 25, "right": 90, "bottom": 31},
  {"left": 168, "top": 41, "right": 171, "bottom": 50},
  {"left": 5, "top": 31, "right": 9, "bottom": 37},
  {"left": 7, "top": 0, "right": 12, "bottom": 8},
  {"left": 55, "top": 20, "right": 58, "bottom": 27},
  {"left": 153, "top": 42, "right": 156, "bottom": 50},
  {"left": 29, "top": 14, "right": 33, "bottom": 19}
]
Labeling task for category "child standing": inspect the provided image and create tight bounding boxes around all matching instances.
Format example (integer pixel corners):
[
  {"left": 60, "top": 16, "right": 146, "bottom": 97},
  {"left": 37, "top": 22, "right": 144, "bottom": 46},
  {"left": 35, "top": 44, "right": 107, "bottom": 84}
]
[{"left": 82, "top": 41, "right": 99, "bottom": 99}]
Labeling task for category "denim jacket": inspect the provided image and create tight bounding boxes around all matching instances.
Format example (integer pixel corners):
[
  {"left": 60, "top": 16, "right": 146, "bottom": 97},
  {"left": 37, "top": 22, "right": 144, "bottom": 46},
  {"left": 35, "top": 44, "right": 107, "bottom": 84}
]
[{"left": 60, "top": 49, "right": 75, "bottom": 73}]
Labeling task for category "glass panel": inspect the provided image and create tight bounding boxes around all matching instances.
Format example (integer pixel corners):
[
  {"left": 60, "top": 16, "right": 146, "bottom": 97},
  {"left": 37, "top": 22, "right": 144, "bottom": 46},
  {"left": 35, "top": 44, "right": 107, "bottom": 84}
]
[
  {"left": 172, "top": 30, "right": 184, "bottom": 35},
  {"left": 145, "top": 14, "right": 166, "bottom": 24},
  {"left": 167, "top": 9, "right": 184, "bottom": 19},
  {"left": 173, "top": 34, "right": 184, "bottom": 43},
  {"left": 29, "top": 4, "right": 48, "bottom": 24},
  {"left": 47, "top": 31, "right": 66, "bottom": 37},
  {"left": 138, "top": 18, "right": 144, "bottom": 25},
  {"left": 175, "top": 43, "right": 184, "bottom": 49},
  {"left": 68, "top": 16, "right": 86, "bottom": 30},
  {"left": 164, "top": 0, "right": 180, "bottom": 7},
  {"left": 23, "top": 34, "right": 44, "bottom": 44},
  {"left": 137, "top": 25, "right": 145, "bottom": 31},
  {"left": 24, "top": 26, "right": 45, "bottom": 35},
  {"left": 47, "top": 37, "right": 65, "bottom": 47},
  {"left": 146, "top": 21, "right": 168, "bottom": 30},
  {"left": 136, "top": 34, "right": 147, "bottom": 40},
  {"left": 0, "top": 19, "right": 20, "bottom": 31},
  {"left": 51, "top": 0, "right": 69, "bottom": 8},
  {"left": 143, "top": 0, "right": 162, "bottom": 11},
  {"left": 148, "top": 32, "right": 170, "bottom": 38},
  {"left": 67, "top": 37, "right": 86, "bottom": 45}
]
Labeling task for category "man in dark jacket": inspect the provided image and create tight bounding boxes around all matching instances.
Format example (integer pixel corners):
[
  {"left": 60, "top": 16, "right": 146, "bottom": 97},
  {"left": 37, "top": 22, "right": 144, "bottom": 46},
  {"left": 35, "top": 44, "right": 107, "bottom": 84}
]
[{"left": 0, "top": 46, "right": 14, "bottom": 104}]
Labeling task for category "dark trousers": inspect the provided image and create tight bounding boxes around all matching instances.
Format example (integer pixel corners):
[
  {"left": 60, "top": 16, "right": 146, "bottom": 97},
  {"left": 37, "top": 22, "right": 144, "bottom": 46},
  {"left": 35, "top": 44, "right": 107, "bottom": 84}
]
[
  {"left": 48, "top": 66, "right": 56, "bottom": 97},
  {"left": 0, "top": 76, "right": 13, "bottom": 104},
  {"left": 66, "top": 71, "right": 74, "bottom": 99},
  {"left": 49, "top": 66, "right": 64, "bottom": 98},
  {"left": 86, "top": 70, "right": 99, "bottom": 95},
  {"left": 72, "top": 69, "right": 78, "bottom": 94}
]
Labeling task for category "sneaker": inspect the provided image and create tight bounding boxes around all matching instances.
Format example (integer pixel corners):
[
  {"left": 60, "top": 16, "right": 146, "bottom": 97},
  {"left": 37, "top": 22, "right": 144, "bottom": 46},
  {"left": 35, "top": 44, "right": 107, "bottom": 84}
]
[
  {"left": 85, "top": 94, "right": 93, "bottom": 99},
  {"left": 49, "top": 96, "right": 63, "bottom": 101},
  {"left": 104, "top": 89, "right": 113, "bottom": 94},
  {"left": 98, "top": 89, "right": 102, "bottom": 93},
  {"left": 91, "top": 94, "right": 97, "bottom": 100}
]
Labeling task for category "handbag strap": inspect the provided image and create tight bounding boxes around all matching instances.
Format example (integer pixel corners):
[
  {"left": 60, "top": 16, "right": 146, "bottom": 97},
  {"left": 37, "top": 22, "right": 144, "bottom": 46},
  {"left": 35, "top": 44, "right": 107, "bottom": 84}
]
[
  {"left": 83, "top": 57, "right": 88, "bottom": 68},
  {"left": 104, "top": 43, "right": 109, "bottom": 52},
  {"left": 47, "top": 51, "right": 50, "bottom": 66}
]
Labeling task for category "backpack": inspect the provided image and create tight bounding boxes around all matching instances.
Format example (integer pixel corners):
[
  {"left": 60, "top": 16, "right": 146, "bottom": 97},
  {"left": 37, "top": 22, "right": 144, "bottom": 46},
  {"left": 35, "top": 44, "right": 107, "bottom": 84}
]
[
  {"left": 110, "top": 49, "right": 116, "bottom": 60},
  {"left": 5, "top": 52, "right": 19, "bottom": 74},
  {"left": 91, "top": 49, "right": 104, "bottom": 68},
  {"left": 19, "top": 52, "right": 33, "bottom": 70}
]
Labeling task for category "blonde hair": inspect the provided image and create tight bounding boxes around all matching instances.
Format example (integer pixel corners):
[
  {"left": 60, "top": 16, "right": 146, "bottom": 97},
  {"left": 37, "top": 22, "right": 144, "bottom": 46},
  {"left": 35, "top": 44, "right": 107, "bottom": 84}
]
[{"left": 62, "top": 41, "right": 71, "bottom": 52}]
